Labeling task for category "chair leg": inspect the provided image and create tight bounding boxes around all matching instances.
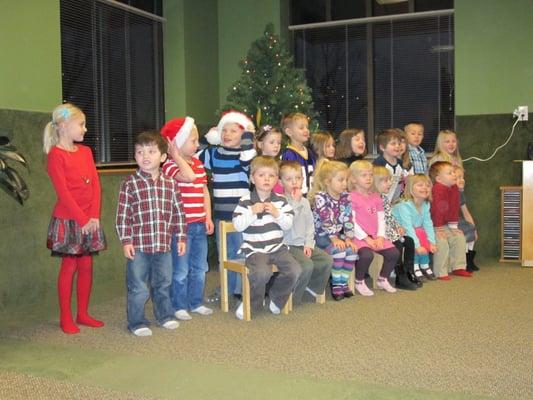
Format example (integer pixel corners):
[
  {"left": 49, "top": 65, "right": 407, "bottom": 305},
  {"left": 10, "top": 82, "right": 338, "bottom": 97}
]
[
  {"left": 281, "top": 293, "right": 292, "bottom": 315},
  {"left": 316, "top": 292, "right": 326, "bottom": 304},
  {"left": 348, "top": 269, "right": 355, "bottom": 292},
  {"left": 242, "top": 271, "right": 251, "bottom": 321},
  {"left": 220, "top": 268, "right": 229, "bottom": 313}
]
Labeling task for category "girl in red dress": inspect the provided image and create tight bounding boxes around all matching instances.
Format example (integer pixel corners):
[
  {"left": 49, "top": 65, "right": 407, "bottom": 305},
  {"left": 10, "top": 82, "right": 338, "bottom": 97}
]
[{"left": 43, "top": 103, "right": 106, "bottom": 334}]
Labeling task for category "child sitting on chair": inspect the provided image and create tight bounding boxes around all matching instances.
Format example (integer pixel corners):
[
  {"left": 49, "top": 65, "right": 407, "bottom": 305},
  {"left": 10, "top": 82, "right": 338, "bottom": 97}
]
[{"left": 232, "top": 156, "right": 301, "bottom": 319}]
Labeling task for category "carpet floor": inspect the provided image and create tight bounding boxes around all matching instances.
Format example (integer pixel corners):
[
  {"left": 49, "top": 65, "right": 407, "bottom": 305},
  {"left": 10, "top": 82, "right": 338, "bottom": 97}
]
[{"left": 1, "top": 259, "right": 532, "bottom": 399}]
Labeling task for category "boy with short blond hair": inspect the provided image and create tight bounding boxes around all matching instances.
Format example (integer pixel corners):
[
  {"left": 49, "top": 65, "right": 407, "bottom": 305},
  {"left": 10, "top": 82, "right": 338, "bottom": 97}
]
[
  {"left": 404, "top": 122, "right": 428, "bottom": 174},
  {"left": 429, "top": 161, "right": 471, "bottom": 280},
  {"left": 280, "top": 161, "right": 333, "bottom": 304},
  {"left": 281, "top": 113, "right": 317, "bottom": 194},
  {"left": 116, "top": 131, "right": 185, "bottom": 336},
  {"left": 232, "top": 156, "right": 301, "bottom": 319}
]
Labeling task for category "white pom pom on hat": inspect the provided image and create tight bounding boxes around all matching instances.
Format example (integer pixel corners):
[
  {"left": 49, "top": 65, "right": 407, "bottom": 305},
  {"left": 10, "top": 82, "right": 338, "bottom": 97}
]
[
  {"left": 160, "top": 117, "right": 195, "bottom": 148},
  {"left": 204, "top": 110, "right": 253, "bottom": 145}
]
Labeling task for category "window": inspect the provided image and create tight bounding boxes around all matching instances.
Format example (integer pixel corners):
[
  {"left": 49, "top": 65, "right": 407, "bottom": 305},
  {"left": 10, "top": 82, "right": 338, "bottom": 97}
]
[
  {"left": 60, "top": 0, "right": 164, "bottom": 165},
  {"left": 291, "top": 1, "right": 454, "bottom": 152}
]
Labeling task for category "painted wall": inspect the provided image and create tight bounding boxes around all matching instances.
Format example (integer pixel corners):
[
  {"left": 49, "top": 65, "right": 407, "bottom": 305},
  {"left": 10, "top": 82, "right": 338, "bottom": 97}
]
[
  {"left": 0, "top": 0, "right": 62, "bottom": 112},
  {"left": 455, "top": 0, "right": 533, "bottom": 116},
  {"left": 217, "top": 0, "right": 283, "bottom": 107}
]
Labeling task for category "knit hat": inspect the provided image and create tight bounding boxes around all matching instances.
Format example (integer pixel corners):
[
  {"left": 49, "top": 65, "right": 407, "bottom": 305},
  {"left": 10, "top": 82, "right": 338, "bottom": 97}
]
[
  {"left": 160, "top": 117, "right": 195, "bottom": 148},
  {"left": 205, "top": 110, "right": 253, "bottom": 145}
]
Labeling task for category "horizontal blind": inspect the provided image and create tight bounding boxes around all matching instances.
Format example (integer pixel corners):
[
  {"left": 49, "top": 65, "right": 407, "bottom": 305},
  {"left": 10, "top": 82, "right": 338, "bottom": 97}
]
[
  {"left": 60, "top": 0, "right": 164, "bottom": 164},
  {"left": 292, "top": 11, "right": 454, "bottom": 152}
]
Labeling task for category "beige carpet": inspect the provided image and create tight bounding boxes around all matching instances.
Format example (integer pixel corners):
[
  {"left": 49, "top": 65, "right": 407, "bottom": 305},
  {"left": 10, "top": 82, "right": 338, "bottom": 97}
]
[{"left": 2, "top": 261, "right": 532, "bottom": 399}]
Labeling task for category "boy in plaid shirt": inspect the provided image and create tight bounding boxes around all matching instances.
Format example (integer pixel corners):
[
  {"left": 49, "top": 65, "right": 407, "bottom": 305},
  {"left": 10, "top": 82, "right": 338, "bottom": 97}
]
[{"left": 116, "top": 131, "right": 186, "bottom": 336}]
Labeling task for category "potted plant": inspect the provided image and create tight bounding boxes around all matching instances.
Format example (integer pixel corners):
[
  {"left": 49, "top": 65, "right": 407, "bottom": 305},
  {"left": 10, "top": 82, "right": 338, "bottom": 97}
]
[{"left": 0, "top": 135, "right": 29, "bottom": 205}]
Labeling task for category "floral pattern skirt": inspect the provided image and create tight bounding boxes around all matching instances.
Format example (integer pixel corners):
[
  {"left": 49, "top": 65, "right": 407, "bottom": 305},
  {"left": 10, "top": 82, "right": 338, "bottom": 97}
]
[{"left": 47, "top": 217, "right": 106, "bottom": 256}]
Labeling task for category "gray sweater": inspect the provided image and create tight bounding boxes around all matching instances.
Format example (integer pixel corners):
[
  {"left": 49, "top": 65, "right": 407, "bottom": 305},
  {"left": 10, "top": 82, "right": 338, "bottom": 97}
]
[{"left": 283, "top": 195, "right": 315, "bottom": 248}]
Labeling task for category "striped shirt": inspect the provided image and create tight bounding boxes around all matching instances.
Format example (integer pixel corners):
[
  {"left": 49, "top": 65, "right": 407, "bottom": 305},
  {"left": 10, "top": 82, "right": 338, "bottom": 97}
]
[
  {"left": 198, "top": 131, "right": 256, "bottom": 221},
  {"left": 281, "top": 146, "right": 317, "bottom": 194},
  {"left": 162, "top": 156, "right": 207, "bottom": 224},
  {"left": 116, "top": 169, "right": 186, "bottom": 253},
  {"left": 232, "top": 190, "right": 294, "bottom": 257}
]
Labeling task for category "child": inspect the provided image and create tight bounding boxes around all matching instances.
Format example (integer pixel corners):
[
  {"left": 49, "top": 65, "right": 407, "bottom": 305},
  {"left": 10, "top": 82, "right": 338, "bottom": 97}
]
[
  {"left": 454, "top": 166, "right": 479, "bottom": 272},
  {"left": 280, "top": 161, "right": 333, "bottom": 304},
  {"left": 232, "top": 156, "right": 301, "bottom": 319},
  {"left": 116, "top": 131, "right": 184, "bottom": 336},
  {"left": 199, "top": 111, "right": 257, "bottom": 297},
  {"left": 429, "top": 130, "right": 463, "bottom": 167},
  {"left": 336, "top": 128, "right": 366, "bottom": 166},
  {"left": 404, "top": 122, "right": 428, "bottom": 174},
  {"left": 161, "top": 117, "right": 214, "bottom": 321},
  {"left": 44, "top": 103, "right": 106, "bottom": 334},
  {"left": 309, "top": 160, "right": 357, "bottom": 301},
  {"left": 280, "top": 113, "right": 317, "bottom": 194},
  {"left": 429, "top": 161, "right": 471, "bottom": 280},
  {"left": 373, "top": 166, "right": 418, "bottom": 290},
  {"left": 256, "top": 125, "right": 282, "bottom": 157},
  {"left": 310, "top": 131, "right": 335, "bottom": 161},
  {"left": 392, "top": 174, "right": 437, "bottom": 284},
  {"left": 373, "top": 129, "right": 411, "bottom": 203},
  {"left": 349, "top": 161, "right": 400, "bottom": 295},
  {"left": 397, "top": 129, "right": 413, "bottom": 173}
]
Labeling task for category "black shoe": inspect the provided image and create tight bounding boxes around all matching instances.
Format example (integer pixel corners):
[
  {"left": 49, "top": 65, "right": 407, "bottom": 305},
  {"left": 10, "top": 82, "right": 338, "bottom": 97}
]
[
  {"left": 395, "top": 273, "right": 418, "bottom": 291},
  {"left": 420, "top": 267, "right": 437, "bottom": 281},
  {"left": 343, "top": 287, "right": 354, "bottom": 298},
  {"left": 466, "top": 250, "right": 479, "bottom": 271},
  {"left": 331, "top": 286, "right": 345, "bottom": 301},
  {"left": 407, "top": 270, "right": 423, "bottom": 287}
]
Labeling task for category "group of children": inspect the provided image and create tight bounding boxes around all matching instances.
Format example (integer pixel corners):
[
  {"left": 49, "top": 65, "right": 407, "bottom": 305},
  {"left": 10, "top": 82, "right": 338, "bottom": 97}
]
[{"left": 43, "top": 103, "right": 478, "bottom": 336}]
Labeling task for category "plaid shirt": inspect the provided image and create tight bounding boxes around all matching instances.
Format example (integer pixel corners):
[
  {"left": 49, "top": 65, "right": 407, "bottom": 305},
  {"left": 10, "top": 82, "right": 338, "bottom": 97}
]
[
  {"left": 408, "top": 144, "right": 428, "bottom": 174},
  {"left": 116, "top": 169, "right": 186, "bottom": 253}
]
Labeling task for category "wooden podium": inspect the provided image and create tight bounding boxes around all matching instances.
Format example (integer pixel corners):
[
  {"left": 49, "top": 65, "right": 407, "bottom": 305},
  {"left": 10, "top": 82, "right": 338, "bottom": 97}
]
[{"left": 521, "top": 161, "right": 533, "bottom": 267}]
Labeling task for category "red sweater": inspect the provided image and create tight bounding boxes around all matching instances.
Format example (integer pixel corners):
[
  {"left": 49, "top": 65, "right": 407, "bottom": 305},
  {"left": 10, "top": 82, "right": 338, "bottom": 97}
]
[
  {"left": 430, "top": 182, "right": 460, "bottom": 228},
  {"left": 47, "top": 145, "right": 101, "bottom": 227}
]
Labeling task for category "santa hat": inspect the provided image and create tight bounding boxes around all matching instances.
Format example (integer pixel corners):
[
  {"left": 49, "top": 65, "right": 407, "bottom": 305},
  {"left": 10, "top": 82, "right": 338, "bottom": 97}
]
[
  {"left": 204, "top": 110, "right": 253, "bottom": 145},
  {"left": 160, "top": 117, "right": 195, "bottom": 148}
]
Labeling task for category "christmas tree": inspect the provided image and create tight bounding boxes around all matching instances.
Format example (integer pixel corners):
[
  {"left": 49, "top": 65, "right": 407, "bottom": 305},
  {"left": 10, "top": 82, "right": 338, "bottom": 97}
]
[{"left": 222, "top": 23, "right": 316, "bottom": 128}]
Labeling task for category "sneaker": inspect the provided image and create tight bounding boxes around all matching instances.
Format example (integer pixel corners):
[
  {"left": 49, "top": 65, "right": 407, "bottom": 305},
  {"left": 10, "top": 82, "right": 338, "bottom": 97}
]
[
  {"left": 174, "top": 309, "right": 192, "bottom": 320},
  {"left": 235, "top": 302, "right": 244, "bottom": 320},
  {"left": 377, "top": 278, "right": 397, "bottom": 293},
  {"left": 269, "top": 300, "right": 281, "bottom": 315},
  {"left": 355, "top": 280, "right": 374, "bottom": 296},
  {"left": 452, "top": 269, "right": 473, "bottom": 277},
  {"left": 162, "top": 320, "right": 179, "bottom": 330},
  {"left": 132, "top": 327, "right": 152, "bottom": 337},
  {"left": 191, "top": 305, "right": 213, "bottom": 316}
]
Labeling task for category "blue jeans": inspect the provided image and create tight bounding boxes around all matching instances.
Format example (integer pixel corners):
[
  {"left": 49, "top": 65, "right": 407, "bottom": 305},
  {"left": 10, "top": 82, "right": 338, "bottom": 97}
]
[
  {"left": 215, "top": 220, "right": 243, "bottom": 295},
  {"left": 126, "top": 251, "right": 175, "bottom": 332},
  {"left": 170, "top": 223, "right": 208, "bottom": 310}
]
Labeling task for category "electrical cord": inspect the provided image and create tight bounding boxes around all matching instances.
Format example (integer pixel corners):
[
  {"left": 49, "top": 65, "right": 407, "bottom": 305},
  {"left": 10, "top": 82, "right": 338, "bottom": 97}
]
[{"left": 463, "top": 117, "right": 521, "bottom": 162}]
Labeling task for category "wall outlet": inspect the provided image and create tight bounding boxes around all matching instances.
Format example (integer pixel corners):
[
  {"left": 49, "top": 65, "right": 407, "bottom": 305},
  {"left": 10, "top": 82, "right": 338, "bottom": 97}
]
[{"left": 514, "top": 105, "right": 528, "bottom": 121}]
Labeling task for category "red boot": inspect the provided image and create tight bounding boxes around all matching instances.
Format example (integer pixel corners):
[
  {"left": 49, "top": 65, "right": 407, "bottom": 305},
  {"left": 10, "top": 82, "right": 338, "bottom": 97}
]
[
  {"left": 76, "top": 256, "right": 104, "bottom": 328},
  {"left": 58, "top": 257, "right": 80, "bottom": 334}
]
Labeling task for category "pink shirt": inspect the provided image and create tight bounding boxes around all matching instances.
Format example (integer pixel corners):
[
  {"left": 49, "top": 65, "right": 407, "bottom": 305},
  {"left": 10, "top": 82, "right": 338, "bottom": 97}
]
[{"left": 350, "top": 190, "right": 394, "bottom": 249}]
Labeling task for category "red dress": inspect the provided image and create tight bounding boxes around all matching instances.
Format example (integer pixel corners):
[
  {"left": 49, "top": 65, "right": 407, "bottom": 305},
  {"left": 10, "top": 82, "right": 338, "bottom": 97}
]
[{"left": 46, "top": 145, "right": 106, "bottom": 255}]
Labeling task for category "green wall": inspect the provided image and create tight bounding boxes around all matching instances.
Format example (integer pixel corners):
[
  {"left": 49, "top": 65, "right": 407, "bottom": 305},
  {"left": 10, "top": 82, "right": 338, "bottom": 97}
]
[
  {"left": 217, "top": 0, "right": 283, "bottom": 107},
  {"left": 0, "top": 0, "right": 62, "bottom": 112},
  {"left": 455, "top": 0, "right": 533, "bottom": 116}
]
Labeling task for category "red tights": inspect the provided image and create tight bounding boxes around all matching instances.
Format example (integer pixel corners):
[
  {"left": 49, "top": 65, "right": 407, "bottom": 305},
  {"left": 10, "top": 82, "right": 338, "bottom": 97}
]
[{"left": 58, "top": 255, "right": 104, "bottom": 334}]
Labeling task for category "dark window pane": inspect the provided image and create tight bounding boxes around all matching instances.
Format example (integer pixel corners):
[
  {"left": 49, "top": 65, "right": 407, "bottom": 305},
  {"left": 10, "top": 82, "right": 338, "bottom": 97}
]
[
  {"left": 291, "top": 0, "right": 326, "bottom": 25},
  {"left": 372, "top": 0, "right": 409, "bottom": 17},
  {"left": 331, "top": 1, "right": 367, "bottom": 20},
  {"left": 415, "top": 0, "right": 453, "bottom": 12}
]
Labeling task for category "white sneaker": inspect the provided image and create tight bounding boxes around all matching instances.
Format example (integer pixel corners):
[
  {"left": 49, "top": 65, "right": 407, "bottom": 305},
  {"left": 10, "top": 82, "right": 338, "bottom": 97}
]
[
  {"left": 377, "top": 278, "right": 397, "bottom": 293},
  {"left": 132, "top": 327, "right": 152, "bottom": 337},
  {"left": 269, "top": 300, "right": 281, "bottom": 315},
  {"left": 191, "top": 305, "right": 213, "bottom": 316},
  {"left": 162, "top": 320, "right": 179, "bottom": 330},
  {"left": 235, "top": 302, "right": 244, "bottom": 320},
  {"left": 355, "top": 280, "right": 374, "bottom": 296},
  {"left": 175, "top": 309, "right": 192, "bottom": 320}
]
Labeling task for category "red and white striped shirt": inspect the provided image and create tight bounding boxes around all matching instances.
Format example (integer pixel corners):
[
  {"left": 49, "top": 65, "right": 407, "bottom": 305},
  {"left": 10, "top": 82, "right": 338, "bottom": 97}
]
[{"left": 162, "top": 157, "right": 207, "bottom": 224}]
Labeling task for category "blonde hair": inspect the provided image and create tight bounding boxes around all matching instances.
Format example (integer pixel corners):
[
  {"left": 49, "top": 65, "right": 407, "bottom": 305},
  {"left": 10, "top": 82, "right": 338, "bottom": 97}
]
[
  {"left": 403, "top": 174, "right": 432, "bottom": 203},
  {"left": 348, "top": 160, "right": 373, "bottom": 191},
  {"left": 280, "top": 112, "right": 308, "bottom": 133},
  {"left": 279, "top": 160, "right": 302, "bottom": 178},
  {"left": 372, "top": 165, "right": 391, "bottom": 193},
  {"left": 43, "top": 103, "right": 84, "bottom": 154},
  {"left": 250, "top": 155, "right": 279, "bottom": 176},
  {"left": 335, "top": 128, "right": 366, "bottom": 159},
  {"left": 310, "top": 131, "right": 334, "bottom": 159},
  {"left": 430, "top": 130, "right": 463, "bottom": 167},
  {"left": 308, "top": 159, "right": 348, "bottom": 205}
]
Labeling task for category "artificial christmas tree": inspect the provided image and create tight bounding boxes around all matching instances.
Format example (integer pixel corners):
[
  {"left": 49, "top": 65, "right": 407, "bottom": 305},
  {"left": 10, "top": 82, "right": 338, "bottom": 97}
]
[{"left": 222, "top": 23, "right": 316, "bottom": 128}]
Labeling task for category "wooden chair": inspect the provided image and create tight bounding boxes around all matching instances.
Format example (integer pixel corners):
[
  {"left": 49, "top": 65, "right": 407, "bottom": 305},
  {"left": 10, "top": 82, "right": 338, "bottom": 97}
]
[
  {"left": 348, "top": 253, "right": 383, "bottom": 292},
  {"left": 219, "top": 221, "right": 292, "bottom": 321}
]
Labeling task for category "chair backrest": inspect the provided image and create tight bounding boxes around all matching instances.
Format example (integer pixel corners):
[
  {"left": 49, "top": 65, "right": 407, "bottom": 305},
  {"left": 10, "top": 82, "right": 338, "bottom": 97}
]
[{"left": 219, "top": 220, "right": 237, "bottom": 266}]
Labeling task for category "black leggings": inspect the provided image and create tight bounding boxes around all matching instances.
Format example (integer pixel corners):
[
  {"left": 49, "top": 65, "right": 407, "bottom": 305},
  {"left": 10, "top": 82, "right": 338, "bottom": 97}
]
[{"left": 355, "top": 246, "right": 400, "bottom": 281}]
